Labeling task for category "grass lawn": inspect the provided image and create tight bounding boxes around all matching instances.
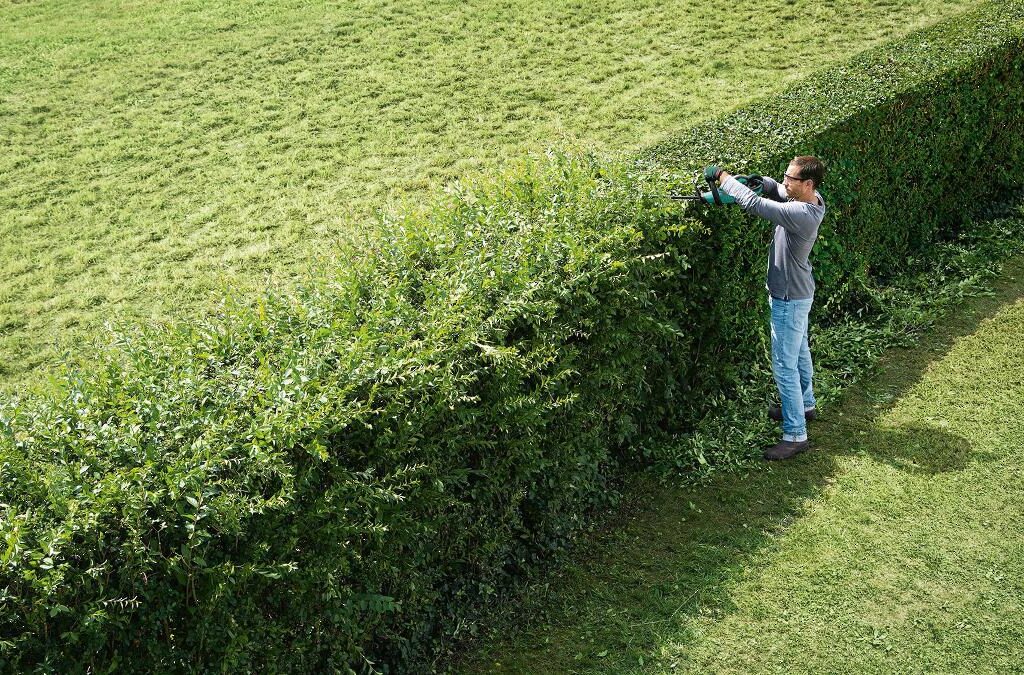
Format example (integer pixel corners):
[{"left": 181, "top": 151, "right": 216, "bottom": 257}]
[
  {"left": 453, "top": 253, "right": 1024, "bottom": 673},
  {"left": 0, "top": 0, "right": 985, "bottom": 390}
]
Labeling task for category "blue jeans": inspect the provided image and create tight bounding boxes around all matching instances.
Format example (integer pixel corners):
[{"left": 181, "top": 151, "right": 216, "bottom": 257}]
[{"left": 769, "top": 295, "right": 816, "bottom": 442}]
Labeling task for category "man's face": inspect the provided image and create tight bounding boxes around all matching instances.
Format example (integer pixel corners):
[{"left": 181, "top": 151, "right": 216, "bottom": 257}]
[{"left": 783, "top": 163, "right": 813, "bottom": 200}]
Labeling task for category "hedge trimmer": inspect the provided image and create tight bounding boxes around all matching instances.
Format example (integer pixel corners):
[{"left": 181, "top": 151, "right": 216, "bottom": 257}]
[{"left": 651, "top": 172, "right": 764, "bottom": 206}]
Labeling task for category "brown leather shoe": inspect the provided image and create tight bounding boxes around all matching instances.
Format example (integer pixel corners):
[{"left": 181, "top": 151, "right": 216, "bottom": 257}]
[
  {"left": 764, "top": 439, "right": 809, "bottom": 460},
  {"left": 768, "top": 405, "right": 817, "bottom": 422}
]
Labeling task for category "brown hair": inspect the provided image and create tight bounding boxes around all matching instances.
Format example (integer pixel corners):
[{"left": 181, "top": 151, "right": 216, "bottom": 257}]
[{"left": 792, "top": 156, "right": 826, "bottom": 189}]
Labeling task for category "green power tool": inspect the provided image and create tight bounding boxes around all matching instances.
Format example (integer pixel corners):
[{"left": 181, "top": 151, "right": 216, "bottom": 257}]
[{"left": 659, "top": 172, "right": 765, "bottom": 206}]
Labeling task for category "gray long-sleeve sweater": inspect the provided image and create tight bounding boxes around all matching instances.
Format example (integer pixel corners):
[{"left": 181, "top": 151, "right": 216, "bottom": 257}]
[{"left": 720, "top": 175, "right": 825, "bottom": 300}]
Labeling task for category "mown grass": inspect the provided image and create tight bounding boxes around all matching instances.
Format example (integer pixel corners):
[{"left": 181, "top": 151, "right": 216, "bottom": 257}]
[
  {"left": 0, "top": 0, "right": 985, "bottom": 390},
  {"left": 452, "top": 253, "right": 1024, "bottom": 672}
]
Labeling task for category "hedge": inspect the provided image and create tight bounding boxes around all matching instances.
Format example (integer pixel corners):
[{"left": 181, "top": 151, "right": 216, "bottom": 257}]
[{"left": 2, "top": 2, "right": 1023, "bottom": 672}]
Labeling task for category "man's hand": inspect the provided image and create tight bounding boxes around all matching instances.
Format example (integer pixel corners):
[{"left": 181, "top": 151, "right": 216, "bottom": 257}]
[{"left": 704, "top": 164, "right": 724, "bottom": 182}]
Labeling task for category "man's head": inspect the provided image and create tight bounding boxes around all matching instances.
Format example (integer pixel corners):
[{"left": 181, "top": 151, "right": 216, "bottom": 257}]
[{"left": 783, "top": 155, "right": 825, "bottom": 202}]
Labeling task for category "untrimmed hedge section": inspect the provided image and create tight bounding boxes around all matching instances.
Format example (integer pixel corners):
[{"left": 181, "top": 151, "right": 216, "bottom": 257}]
[{"left": 2, "top": 3, "right": 1023, "bottom": 672}]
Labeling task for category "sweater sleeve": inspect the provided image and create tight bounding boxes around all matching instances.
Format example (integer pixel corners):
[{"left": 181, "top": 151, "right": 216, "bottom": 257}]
[
  {"left": 760, "top": 176, "right": 787, "bottom": 203},
  {"left": 720, "top": 176, "right": 817, "bottom": 237}
]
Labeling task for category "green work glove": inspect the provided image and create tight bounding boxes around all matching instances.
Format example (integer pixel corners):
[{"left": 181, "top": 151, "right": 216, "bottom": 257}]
[{"left": 704, "top": 164, "right": 723, "bottom": 182}]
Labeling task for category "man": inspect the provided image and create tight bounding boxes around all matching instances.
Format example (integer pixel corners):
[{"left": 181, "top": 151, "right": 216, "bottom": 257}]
[{"left": 705, "top": 156, "right": 827, "bottom": 460}]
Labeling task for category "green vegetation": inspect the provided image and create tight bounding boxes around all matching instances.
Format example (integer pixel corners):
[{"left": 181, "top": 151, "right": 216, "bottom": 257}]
[
  {"left": 0, "top": 0, "right": 984, "bottom": 389},
  {"left": 3, "top": 3, "right": 1023, "bottom": 670},
  {"left": 3, "top": 1, "right": 1023, "bottom": 671},
  {"left": 454, "top": 232, "right": 1024, "bottom": 674}
]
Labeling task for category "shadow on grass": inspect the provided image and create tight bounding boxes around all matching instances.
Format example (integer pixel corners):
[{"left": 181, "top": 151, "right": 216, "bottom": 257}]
[
  {"left": 450, "top": 256, "right": 1024, "bottom": 674},
  {"left": 832, "top": 421, "right": 972, "bottom": 476}
]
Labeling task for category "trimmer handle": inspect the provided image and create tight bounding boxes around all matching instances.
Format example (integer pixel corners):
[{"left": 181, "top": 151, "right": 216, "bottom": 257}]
[{"left": 703, "top": 174, "right": 764, "bottom": 205}]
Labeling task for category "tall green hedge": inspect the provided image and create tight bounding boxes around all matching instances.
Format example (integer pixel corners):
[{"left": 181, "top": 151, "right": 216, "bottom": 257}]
[
  {"left": 638, "top": 0, "right": 1024, "bottom": 396},
  {"left": 2, "top": 2, "right": 1023, "bottom": 672}
]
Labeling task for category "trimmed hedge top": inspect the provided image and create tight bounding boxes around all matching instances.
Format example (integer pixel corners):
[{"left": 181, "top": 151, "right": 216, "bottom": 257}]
[{"left": 2, "top": 2, "right": 1023, "bottom": 672}]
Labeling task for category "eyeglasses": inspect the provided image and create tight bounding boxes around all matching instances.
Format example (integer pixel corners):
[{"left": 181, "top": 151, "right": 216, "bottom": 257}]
[{"left": 783, "top": 173, "right": 809, "bottom": 182}]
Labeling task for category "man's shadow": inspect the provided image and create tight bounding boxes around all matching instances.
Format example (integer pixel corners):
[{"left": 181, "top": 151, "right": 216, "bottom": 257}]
[{"left": 452, "top": 255, "right": 1024, "bottom": 674}]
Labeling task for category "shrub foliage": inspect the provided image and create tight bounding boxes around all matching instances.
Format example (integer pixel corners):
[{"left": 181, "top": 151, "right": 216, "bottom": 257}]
[{"left": 2, "top": 3, "right": 1023, "bottom": 672}]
